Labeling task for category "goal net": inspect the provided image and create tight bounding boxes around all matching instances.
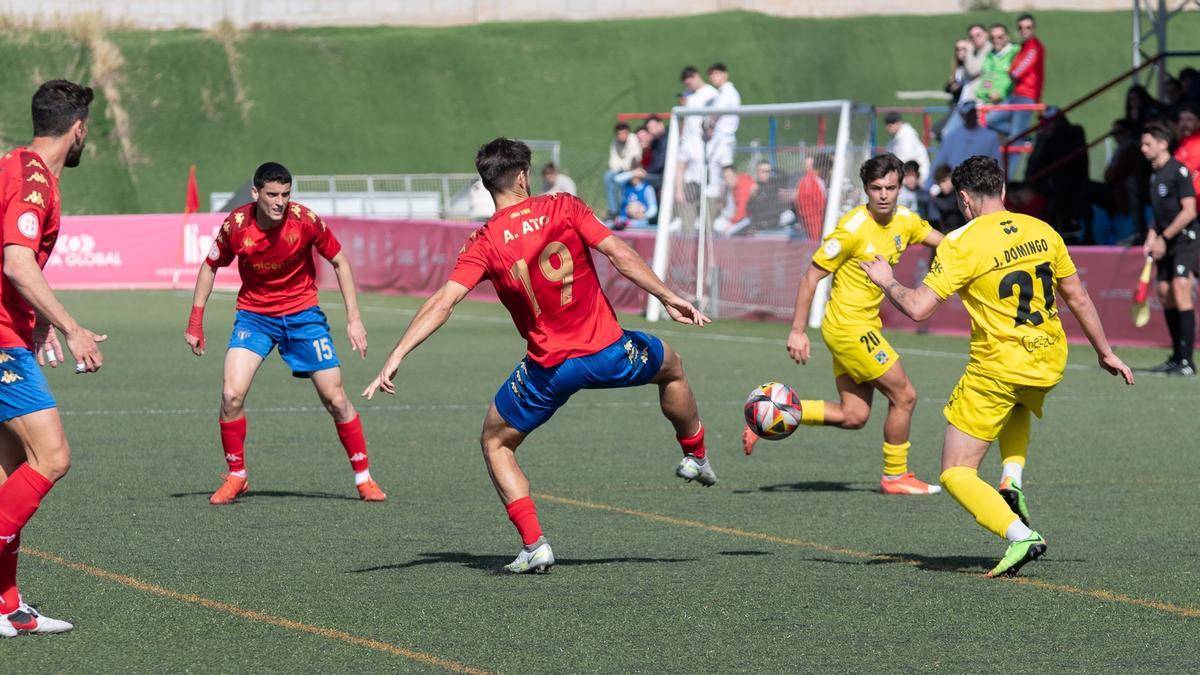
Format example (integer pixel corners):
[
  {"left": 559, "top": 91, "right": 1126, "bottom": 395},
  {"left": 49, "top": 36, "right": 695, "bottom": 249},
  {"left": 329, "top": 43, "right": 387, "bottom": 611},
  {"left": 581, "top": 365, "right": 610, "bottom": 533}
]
[{"left": 646, "top": 101, "right": 875, "bottom": 325}]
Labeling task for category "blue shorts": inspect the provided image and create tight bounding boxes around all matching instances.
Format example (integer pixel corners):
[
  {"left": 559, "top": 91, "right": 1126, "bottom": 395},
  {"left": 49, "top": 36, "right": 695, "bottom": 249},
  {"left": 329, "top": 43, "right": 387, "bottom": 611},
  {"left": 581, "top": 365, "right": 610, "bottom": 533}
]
[
  {"left": 228, "top": 307, "right": 340, "bottom": 378},
  {"left": 494, "top": 330, "right": 666, "bottom": 433},
  {"left": 0, "top": 348, "right": 56, "bottom": 423}
]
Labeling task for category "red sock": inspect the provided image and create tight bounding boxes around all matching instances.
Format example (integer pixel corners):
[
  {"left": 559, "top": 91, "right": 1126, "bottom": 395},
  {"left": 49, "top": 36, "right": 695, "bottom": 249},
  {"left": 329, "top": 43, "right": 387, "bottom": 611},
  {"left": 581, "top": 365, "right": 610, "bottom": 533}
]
[
  {"left": 678, "top": 422, "right": 706, "bottom": 460},
  {"left": 219, "top": 417, "right": 247, "bottom": 474},
  {"left": 505, "top": 496, "right": 543, "bottom": 546},
  {"left": 335, "top": 415, "right": 369, "bottom": 474},
  {"left": 0, "top": 534, "right": 18, "bottom": 614}
]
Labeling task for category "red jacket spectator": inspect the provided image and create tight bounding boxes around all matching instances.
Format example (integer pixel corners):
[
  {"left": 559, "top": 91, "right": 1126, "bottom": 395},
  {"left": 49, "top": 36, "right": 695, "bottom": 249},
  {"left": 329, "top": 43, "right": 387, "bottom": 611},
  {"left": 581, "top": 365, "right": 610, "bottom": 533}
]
[
  {"left": 1174, "top": 131, "right": 1200, "bottom": 195},
  {"left": 1010, "top": 35, "right": 1044, "bottom": 101},
  {"left": 730, "top": 172, "right": 755, "bottom": 223},
  {"left": 794, "top": 171, "right": 828, "bottom": 240}
]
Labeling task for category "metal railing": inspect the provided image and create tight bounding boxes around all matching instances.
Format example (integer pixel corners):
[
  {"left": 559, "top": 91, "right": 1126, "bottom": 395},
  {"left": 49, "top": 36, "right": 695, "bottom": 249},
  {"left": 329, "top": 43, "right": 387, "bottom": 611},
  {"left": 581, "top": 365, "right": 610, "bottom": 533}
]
[{"left": 290, "top": 173, "right": 485, "bottom": 220}]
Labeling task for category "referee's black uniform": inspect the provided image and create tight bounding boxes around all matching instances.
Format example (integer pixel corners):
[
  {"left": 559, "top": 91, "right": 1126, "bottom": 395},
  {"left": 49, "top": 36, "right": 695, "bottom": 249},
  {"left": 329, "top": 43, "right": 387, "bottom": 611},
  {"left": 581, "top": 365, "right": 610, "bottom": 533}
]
[{"left": 1148, "top": 156, "right": 1198, "bottom": 373}]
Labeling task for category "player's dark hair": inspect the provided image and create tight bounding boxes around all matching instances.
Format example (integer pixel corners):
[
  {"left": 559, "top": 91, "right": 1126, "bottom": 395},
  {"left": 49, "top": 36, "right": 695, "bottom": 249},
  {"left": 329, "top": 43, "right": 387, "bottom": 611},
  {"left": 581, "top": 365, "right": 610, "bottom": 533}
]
[
  {"left": 950, "top": 155, "right": 1005, "bottom": 198},
  {"left": 859, "top": 154, "right": 904, "bottom": 186},
  {"left": 990, "top": 23, "right": 1008, "bottom": 34},
  {"left": 1017, "top": 13, "right": 1035, "bottom": 25},
  {"left": 253, "top": 162, "right": 292, "bottom": 189},
  {"left": 475, "top": 137, "right": 531, "bottom": 195},
  {"left": 1143, "top": 121, "right": 1174, "bottom": 144},
  {"left": 680, "top": 65, "right": 699, "bottom": 81},
  {"left": 708, "top": 62, "right": 728, "bottom": 74},
  {"left": 902, "top": 160, "right": 921, "bottom": 177},
  {"left": 31, "top": 79, "right": 94, "bottom": 137},
  {"left": 614, "top": 122, "right": 630, "bottom": 133}
]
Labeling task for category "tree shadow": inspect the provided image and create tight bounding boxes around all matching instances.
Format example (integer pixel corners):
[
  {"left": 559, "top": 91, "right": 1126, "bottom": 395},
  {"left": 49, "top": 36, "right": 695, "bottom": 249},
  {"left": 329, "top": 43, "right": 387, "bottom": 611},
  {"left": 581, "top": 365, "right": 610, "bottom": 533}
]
[
  {"left": 169, "top": 490, "right": 358, "bottom": 501},
  {"left": 755, "top": 481, "right": 875, "bottom": 494},
  {"left": 347, "top": 551, "right": 696, "bottom": 575}
]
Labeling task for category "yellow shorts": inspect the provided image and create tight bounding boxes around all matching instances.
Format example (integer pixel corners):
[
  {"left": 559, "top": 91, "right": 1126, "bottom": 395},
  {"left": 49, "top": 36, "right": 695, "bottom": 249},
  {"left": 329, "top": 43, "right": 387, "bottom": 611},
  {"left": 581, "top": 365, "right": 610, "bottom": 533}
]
[
  {"left": 821, "top": 324, "right": 900, "bottom": 384},
  {"left": 943, "top": 368, "right": 1054, "bottom": 441}
]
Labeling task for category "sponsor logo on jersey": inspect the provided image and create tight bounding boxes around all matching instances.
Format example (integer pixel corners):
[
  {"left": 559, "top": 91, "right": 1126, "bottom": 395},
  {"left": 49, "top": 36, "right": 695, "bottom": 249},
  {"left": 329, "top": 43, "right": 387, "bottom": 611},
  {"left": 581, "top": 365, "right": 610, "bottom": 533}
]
[
  {"left": 1021, "top": 334, "right": 1061, "bottom": 352},
  {"left": 290, "top": 204, "right": 301, "bottom": 219},
  {"left": 874, "top": 351, "right": 889, "bottom": 365},
  {"left": 16, "top": 211, "right": 39, "bottom": 239},
  {"left": 894, "top": 235, "right": 902, "bottom": 251},
  {"left": 0, "top": 353, "right": 14, "bottom": 364},
  {"left": 0, "top": 370, "right": 24, "bottom": 384},
  {"left": 25, "top": 158, "right": 45, "bottom": 170},
  {"left": 22, "top": 190, "right": 45, "bottom": 207},
  {"left": 26, "top": 172, "right": 49, "bottom": 186},
  {"left": 283, "top": 229, "right": 300, "bottom": 245},
  {"left": 1001, "top": 220, "right": 1018, "bottom": 234},
  {"left": 1158, "top": 182, "right": 1168, "bottom": 197},
  {"left": 234, "top": 212, "right": 245, "bottom": 226}
]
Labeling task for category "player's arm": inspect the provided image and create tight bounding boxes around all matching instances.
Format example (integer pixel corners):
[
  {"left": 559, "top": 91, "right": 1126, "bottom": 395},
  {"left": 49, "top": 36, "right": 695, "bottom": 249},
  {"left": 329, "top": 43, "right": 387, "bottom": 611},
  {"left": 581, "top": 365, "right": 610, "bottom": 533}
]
[
  {"left": 785, "top": 263, "right": 830, "bottom": 364},
  {"left": 361, "top": 280, "right": 470, "bottom": 399},
  {"left": 327, "top": 250, "right": 367, "bottom": 358},
  {"left": 594, "top": 234, "right": 709, "bottom": 326},
  {"left": 184, "top": 263, "right": 218, "bottom": 356},
  {"left": 2, "top": 245, "right": 105, "bottom": 372},
  {"left": 1057, "top": 274, "right": 1135, "bottom": 384},
  {"left": 1162, "top": 196, "right": 1196, "bottom": 241},
  {"left": 859, "top": 255, "right": 942, "bottom": 322},
  {"left": 921, "top": 228, "right": 945, "bottom": 248}
]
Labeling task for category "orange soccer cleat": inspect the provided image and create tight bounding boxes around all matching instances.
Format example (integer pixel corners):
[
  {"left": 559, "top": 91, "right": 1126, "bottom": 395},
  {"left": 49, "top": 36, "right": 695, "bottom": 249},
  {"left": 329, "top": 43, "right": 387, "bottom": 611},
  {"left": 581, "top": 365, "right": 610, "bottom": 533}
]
[
  {"left": 209, "top": 474, "right": 249, "bottom": 505},
  {"left": 356, "top": 479, "right": 387, "bottom": 502},
  {"left": 741, "top": 426, "right": 760, "bottom": 456},
  {"left": 879, "top": 472, "right": 942, "bottom": 495}
]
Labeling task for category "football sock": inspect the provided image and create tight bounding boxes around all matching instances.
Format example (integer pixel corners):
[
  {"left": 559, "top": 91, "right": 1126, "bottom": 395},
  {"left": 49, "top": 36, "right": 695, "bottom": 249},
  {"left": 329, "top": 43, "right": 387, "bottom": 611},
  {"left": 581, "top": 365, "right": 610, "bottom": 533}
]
[
  {"left": 998, "top": 406, "right": 1029, "bottom": 483},
  {"left": 505, "top": 496, "right": 543, "bottom": 546},
  {"left": 335, "top": 415, "right": 371, "bottom": 482},
  {"left": 881, "top": 441, "right": 910, "bottom": 477},
  {"left": 1004, "top": 518, "right": 1034, "bottom": 543},
  {"left": 940, "top": 466, "right": 1018, "bottom": 538},
  {"left": 799, "top": 400, "right": 825, "bottom": 426},
  {"left": 677, "top": 422, "right": 706, "bottom": 460},
  {"left": 0, "top": 534, "right": 18, "bottom": 614},
  {"left": 219, "top": 416, "right": 247, "bottom": 476},
  {"left": 1164, "top": 308, "right": 1181, "bottom": 361},
  {"left": 1000, "top": 463, "right": 1024, "bottom": 486},
  {"left": 1178, "top": 309, "right": 1195, "bottom": 365}
]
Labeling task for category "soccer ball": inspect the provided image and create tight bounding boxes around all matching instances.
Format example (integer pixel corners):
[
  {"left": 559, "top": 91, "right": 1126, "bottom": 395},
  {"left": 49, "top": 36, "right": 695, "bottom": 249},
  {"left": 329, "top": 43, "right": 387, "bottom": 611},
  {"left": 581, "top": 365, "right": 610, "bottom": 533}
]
[{"left": 744, "top": 382, "right": 802, "bottom": 440}]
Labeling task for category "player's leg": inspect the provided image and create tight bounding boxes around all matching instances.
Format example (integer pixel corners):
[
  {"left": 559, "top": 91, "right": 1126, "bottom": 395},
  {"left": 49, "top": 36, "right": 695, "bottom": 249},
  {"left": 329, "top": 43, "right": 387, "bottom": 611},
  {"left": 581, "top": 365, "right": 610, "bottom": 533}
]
[
  {"left": 871, "top": 361, "right": 939, "bottom": 495},
  {"left": 1153, "top": 271, "right": 1181, "bottom": 371},
  {"left": 634, "top": 335, "right": 714, "bottom": 486},
  {"left": 479, "top": 404, "right": 553, "bottom": 573},
  {"left": 310, "top": 367, "right": 384, "bottom": 500},
  {"left": 997, "top": 405, "right": 1031, "bottom": 525},
  {"left": 210, "top": 347, "right": 264, "bottom": 504},
  {"left": 1169, "top": 272, "right": 1195, "bottom": 374}
]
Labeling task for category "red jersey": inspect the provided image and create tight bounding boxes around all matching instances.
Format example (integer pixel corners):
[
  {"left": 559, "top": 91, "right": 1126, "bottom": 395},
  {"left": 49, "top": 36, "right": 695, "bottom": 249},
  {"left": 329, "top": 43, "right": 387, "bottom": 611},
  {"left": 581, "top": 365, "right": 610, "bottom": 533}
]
[
  {"left": 1010, "top": 36, "right": 1045, "bottom": 102},
  {"left": 450, "top": 194, "right": 624, "bottom": 367},
  {"left": 207, "top": 201, "right": 341, "bottom": 316},
  {"left": 1175, "top": 132, "right": 1200, "bottom": 196},
  {"left": 0, "top": 148, "right": 60, "bottom": 349}
]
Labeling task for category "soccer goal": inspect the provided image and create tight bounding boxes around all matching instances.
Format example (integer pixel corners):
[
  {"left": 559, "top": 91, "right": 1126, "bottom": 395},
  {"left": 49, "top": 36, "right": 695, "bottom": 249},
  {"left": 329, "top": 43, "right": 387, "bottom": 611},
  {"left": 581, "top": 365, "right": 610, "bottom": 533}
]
[{"left": 646, "top": 100, "right": 875, "bottom": 326}]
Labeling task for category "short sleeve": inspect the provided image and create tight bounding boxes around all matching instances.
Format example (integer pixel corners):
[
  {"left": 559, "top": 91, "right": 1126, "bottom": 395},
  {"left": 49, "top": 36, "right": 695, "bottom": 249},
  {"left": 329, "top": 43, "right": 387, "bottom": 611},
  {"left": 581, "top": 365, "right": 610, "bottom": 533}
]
[
  {"left": 810, "top": 226, "right": 857, "bottom": 273},
  {"left": 908, "top": 214, "right": 933, "bottom": 246},
  {"left": 922, "top": 237, "right": 972, "bottom": 299},
  {"left": 309, "top": 212, "right": 342, "bottom": 260},
  {"left": 570, "top": 195, "right": 614, "bottom": 247},
  {"left": 1051, "top": 233, "right": 1076, "bottom": 280},
  {"left": 1177, "top": 164, "right": 1196, "bottom": 200},
  {"left": 206, "top": 221, "right": 236, "bottom": 269},
  {"left": 448, "top": 229, "right": 490, "bottom": 290},
  {"left": 1, "top": 181, "right": 48, "bottom": 251}
]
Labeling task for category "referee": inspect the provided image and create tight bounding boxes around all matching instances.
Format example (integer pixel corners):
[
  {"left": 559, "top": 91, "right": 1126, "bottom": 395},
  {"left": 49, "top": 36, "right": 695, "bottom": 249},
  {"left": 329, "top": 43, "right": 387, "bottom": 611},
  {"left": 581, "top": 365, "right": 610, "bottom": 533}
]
[{"left": 1142, "top": 121, "right": 1198, "bottom": 376}]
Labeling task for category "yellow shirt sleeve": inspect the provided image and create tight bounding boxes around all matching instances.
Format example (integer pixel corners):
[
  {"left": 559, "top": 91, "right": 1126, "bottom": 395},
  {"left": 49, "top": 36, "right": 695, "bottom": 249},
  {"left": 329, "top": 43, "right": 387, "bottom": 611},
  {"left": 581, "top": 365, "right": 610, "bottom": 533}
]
[
  {"left": 1052, "top": 232, "right": 1077, "bottom": 279},
  {"left": 811, "top": 225, "right": 858, "bottom": 273},
  {"left": 907, "top": 214, "right": 933, "bottom": 247},
  {"left": 922, "top": 236, "right": 972, "bottom": 299}
]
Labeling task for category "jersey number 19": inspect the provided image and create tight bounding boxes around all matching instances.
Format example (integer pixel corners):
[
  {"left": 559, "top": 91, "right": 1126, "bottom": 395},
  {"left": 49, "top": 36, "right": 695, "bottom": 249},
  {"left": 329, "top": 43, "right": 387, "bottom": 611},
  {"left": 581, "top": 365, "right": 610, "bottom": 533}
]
[{"left": 509, "top": 241, "right": 575, "bottom": 316}]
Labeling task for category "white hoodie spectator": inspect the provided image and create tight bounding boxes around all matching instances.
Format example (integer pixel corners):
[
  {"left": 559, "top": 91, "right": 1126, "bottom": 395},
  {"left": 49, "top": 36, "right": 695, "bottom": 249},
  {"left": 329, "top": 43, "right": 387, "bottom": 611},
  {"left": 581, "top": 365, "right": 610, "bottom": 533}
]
[
  {"left": 884, "top": 112, "right": 930, "bottom": 182},
  {"left": 704, "top": 63, "right": 741, "bottom": 197}
]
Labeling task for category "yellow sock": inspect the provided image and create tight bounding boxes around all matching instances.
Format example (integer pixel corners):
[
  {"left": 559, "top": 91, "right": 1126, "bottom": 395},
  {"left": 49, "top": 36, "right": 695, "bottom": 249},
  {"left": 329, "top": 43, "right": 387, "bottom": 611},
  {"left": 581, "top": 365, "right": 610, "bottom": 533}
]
[
  {"left": 882, "top": 441, "right": 910, "bottom": 476},
  {"left": 799, "top": 400, "right": 825, "bottom": 426},
  {"left": 998, "top": 406, "right": 1030, "bottom": 468},
  {"left": 940, "top": 466, "right": 1019, "bottom": 538}
]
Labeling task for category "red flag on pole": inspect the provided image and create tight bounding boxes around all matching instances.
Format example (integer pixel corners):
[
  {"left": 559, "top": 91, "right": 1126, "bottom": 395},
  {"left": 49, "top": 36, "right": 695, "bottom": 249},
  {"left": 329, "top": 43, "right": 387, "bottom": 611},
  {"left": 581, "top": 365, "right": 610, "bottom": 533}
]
[{"left": 185, "top": 165, "right": 200, "bottom": 215}]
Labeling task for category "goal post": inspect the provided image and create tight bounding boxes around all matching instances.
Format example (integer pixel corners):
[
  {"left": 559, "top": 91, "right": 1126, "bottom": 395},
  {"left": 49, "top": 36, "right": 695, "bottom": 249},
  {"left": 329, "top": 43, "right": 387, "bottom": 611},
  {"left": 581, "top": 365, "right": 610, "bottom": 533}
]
[{"left": 646, "top": 100, "right": 875, "bottom": 326}]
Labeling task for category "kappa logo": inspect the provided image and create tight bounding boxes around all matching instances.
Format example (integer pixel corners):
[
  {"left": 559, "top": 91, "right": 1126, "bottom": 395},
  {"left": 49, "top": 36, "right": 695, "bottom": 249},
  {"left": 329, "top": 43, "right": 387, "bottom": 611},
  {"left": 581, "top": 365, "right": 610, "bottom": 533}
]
[
  {"left": 0, "top": 534, "right": 15, "bottom": 545},
  {"left": 23, "top": 191, "right": 45, "bottom": 207},
  {"left": 26, "top": 158, "right": 45, "bottom": 170},
  {"left": 290, "top": 204, "right": 301, "bottom": 219},
  {"left": 26, "top": 172, "right": 49, "bottom": 186},
  {"left": 1001, "top": 220, "right": 1018, "bottom": 234},
  {"left": 348, "top": 452, "right": 367, "bottom": 462},
  {"left": 306, "top": 209, "right": 316, "bottom": 222},
  {"left": 242, "top": 235, "right": 256, "bottom": 249},
  {"left": 0, "top": 353, "right": 12, "bottom": 363},
  {"left": 234, "top": 212, "right": 245, "bottom": 226},
  {"left": 0, "top": 370, "right": 24, "bottom": 385},
  {"left": 224, "top": 453, "right": 240, "bottom": 463}
]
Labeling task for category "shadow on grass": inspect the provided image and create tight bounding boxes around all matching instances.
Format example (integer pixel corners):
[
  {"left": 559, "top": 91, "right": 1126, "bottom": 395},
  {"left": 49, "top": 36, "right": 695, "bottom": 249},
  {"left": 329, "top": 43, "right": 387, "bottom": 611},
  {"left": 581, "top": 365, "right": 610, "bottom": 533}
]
[
  {"left": 169, "top": 490, "right": 358, "bottom": 501},
  {"left": 754, "top": 481, "right": 876, "bottom": 494},
  {"left": 348, "top": 551, "right": 696, "bottom": 575},
  {"left": 718, "top": 550, "right": 773, "bottom": 557}
]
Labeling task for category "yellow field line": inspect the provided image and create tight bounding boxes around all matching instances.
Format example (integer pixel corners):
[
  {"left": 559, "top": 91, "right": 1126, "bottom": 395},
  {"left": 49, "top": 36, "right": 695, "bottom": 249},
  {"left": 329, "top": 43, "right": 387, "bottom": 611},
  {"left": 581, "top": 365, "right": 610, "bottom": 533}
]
[
  {"left": 534, "top": 492, "right": 1200, "bottom": 620},
  {"left": 23, "top": 547, "right": 493, "bottom": 674}
]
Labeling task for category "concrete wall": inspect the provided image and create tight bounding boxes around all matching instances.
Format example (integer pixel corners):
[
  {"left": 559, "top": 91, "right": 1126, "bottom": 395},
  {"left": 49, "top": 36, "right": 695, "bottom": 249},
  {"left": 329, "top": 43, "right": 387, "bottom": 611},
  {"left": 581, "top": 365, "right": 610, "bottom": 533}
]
[{"left": 0, "top": 0, "right": 1135, "bottom": 29}]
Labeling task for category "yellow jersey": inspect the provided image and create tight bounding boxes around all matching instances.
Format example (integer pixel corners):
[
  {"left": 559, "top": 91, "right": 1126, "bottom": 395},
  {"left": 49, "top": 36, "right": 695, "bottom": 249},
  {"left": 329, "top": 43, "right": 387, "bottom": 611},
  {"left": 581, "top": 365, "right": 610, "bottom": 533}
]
[
  {"left": 812, "top": 205, "right": 932, "bottom": 329},
  {"left": 922, "top": 210, "right": 1076, "bottom": 388}
]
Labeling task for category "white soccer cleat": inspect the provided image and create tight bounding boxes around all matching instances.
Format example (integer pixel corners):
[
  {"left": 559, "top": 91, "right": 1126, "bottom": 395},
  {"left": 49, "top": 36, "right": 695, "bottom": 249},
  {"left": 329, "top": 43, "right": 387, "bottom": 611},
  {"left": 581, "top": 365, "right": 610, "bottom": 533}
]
[
  {"left": 0, "top": 603, "right": 74, "bottom": 635},
  {"left": 503, "top": 537, "right": 555, "bottom": 574},
  {"left": 675, "top": 454, "right": 717, "bottom": 487}
]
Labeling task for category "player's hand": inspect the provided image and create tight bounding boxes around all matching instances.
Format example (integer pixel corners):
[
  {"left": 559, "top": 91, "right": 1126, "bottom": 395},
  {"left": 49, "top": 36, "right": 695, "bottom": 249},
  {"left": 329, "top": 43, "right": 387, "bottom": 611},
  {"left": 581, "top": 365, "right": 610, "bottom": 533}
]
[
  {"left": 1099, "top": 352, "right": 1135, "bottom": 385},
  {"left": 184, "top": 330, "right": 204, "bottom": 357},
  {"left": 859, "top": 255, "right": 895, "bottom": 287},
  {"left": 362, "top": 356, "right": 402, "bottom": 400},
  {"left": 663, "top": 295, "right": 710, "bottom": 326},
  {"left": 347, "top": 318, "right": 368, "bottom": 359},
  {"left": 786, "top": 329, "right": 811, "bottom": 364},
  {"left": 66, "top": 327, "right": 107, "bottom": 374},
  {"left": 33, "top": 322, "right": 63, "bottom": 368}
]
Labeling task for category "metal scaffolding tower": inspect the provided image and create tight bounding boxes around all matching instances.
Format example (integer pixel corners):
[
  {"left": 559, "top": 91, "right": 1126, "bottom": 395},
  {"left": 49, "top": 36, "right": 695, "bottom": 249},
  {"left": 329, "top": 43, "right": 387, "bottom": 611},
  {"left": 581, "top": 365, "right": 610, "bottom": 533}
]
[{"left": 1133, "top": 0, "right": 1200, "bottom": 96}]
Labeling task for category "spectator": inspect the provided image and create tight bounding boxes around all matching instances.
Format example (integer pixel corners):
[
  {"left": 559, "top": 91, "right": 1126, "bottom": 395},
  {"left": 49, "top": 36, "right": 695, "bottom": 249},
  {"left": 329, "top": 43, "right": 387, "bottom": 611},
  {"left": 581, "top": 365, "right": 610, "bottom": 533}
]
[
  {"left": 976, "top": 23, "right": 1017, "bottom": 110},
  {"left": 1179, "top": 67, "right": 1200, "bottom": 105},
  {"left": 794, "top": 154, "right": 832, "bottom": 240},
  {"left": 713, "top": 165, "right": 755, "bottom": 235},
  {"left": 1174, "top": 104, "right": 1200, "bottom": 195},
  {"left": 739, "top": 161, "right": 791, "bottom": 234},
  {"left": 985, "top": 14, "right": 1045, "bottom": 177},
  {"left": 643, "top": 116, "right": 667, "bottom": 193},
  {"left": 884, "top": 112, "right": 930, "bottom": 181},
  {"left": 1164, "top": 77, "right": 1186, "bottom": 116},
  {"left": 929, "top": 102, "right": 1002, "bottom": 185},
  {"left": 934, "top": 39, "right": 972, "bottom": 141},
  {"left": 704, "top": 63, "right": 741, "bottom": 199},
  {"left": 1103, "top": 117, "right": 1151, "bottom": 241},
  {"left": 928, "top": 165, "right": 966, "bottom": 232},
  {"left": 1025, "top": 107, "right": 1090, "bottom": 240},
  {"left": 943, "top": 24, "right": 993, "bottom": 141},
  {"left": 603, "top": 122, "right": 642, "bottom": 218},
  {"left": 636, "top": 126, "right": 653, "bottom": 168},
  {"left": 898, "top": 160, "right": 929, "bottom": 218},
  {"left": 676, "top": 65, "right": 717, "bottom": 223},
  {"left": 1126, "top": 84, "right": 1164, "bottom": 133},
  {"left": 541, "top": 163, "right": 576, "bottom": 195},
  {"left": 615, "top": 168, "right": 657, "bottom": 229}
]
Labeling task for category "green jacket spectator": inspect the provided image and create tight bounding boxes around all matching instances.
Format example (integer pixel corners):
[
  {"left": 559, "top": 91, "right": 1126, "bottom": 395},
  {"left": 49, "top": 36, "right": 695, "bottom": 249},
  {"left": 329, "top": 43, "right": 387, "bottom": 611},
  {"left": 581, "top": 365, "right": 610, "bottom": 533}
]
[{"left": 976, "top": 25, "right": 1016, "bottom": 103}]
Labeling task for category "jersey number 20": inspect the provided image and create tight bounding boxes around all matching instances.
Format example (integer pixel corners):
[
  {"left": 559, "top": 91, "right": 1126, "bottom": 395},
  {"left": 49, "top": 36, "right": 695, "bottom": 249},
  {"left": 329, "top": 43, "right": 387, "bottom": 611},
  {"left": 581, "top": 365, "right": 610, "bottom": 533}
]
[
  {"left": 509, "top": 241, "right": 575, "bottom": 316},
  {"left": 998, "top": 262, "right": 1055, "bottom": 327}
]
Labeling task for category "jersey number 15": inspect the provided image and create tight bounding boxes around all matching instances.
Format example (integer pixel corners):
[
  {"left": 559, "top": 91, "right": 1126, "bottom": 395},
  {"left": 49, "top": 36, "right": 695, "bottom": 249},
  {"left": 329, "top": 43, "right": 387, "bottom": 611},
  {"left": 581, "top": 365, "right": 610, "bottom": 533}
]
[{"left": 510, "top": 241, "right": 575, "bottom": 316}]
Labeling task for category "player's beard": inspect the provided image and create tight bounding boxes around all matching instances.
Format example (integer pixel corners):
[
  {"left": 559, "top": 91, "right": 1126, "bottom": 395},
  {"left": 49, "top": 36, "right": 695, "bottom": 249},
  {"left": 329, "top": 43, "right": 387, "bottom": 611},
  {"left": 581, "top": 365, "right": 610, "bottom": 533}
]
[{"left": 64, "top": 138, "right": 85, "bottom": 168}]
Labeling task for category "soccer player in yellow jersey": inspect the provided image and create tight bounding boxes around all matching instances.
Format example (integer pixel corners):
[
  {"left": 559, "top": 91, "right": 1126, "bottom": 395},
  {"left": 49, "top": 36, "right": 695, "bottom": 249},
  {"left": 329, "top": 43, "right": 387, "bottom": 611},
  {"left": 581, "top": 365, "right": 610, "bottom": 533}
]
[
  {"left": 861, "top": 156, "right": 1134, "bottom": 576},
  {"left": 743, "top": 154, "right": 945, "bottom": 495}
]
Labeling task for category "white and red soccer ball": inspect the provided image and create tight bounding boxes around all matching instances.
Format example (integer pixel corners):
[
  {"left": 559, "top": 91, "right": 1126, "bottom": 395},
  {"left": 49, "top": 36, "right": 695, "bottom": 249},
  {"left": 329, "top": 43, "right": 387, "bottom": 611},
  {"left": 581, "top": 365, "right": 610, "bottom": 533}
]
[{"left": 744, "top": 382, "right": 802, "bottom": 440}]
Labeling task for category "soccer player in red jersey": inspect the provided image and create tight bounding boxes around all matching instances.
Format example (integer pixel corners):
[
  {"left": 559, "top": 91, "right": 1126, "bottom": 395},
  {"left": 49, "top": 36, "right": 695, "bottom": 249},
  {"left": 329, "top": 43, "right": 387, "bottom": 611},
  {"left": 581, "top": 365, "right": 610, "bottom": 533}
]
[
  {"left": 0, "top": 80, "right": 107, "bottom": 636},
  {"left": 184, "top": 163, "right": 384, "bottom": 504},
  {"left": 363, "top": 138, "right": 713, "bottom": 573}
]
